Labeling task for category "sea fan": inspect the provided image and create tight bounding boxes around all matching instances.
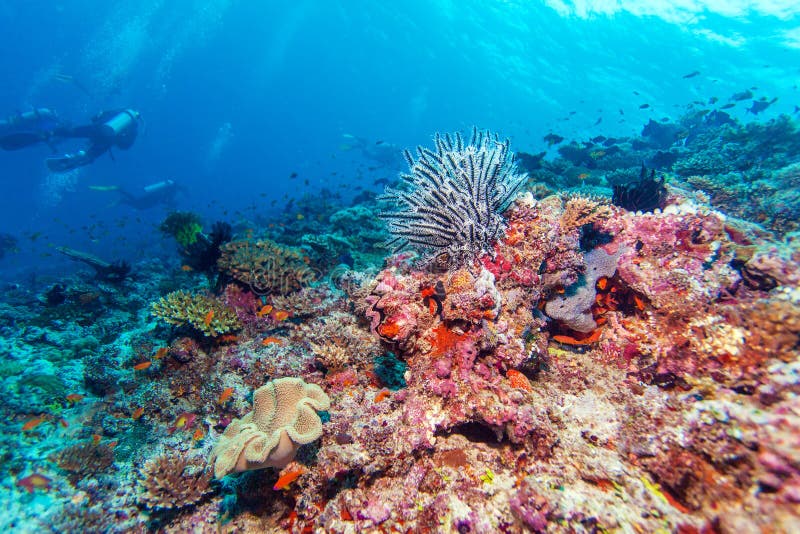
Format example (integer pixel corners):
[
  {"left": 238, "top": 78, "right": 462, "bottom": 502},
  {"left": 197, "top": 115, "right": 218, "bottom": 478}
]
[{"left": 379, "top": 127, "right": 526, "bottom": 268}]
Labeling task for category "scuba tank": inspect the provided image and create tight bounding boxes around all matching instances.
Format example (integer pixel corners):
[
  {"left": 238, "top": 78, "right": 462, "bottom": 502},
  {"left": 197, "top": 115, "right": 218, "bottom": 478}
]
[
  {"left": 103, "top": 109, "right": 139, "bottom": 134},
  {"left": 100, "top": 109, "right": 140, "bottom": 149},
  {"left": 143, "top": 179, "right": 175, "bottom": 194}
]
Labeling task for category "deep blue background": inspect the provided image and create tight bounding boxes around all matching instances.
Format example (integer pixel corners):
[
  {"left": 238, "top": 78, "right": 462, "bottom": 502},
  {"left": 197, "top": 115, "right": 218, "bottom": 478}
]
[{"left": 1, "top": 0, "right": 798, "bottom": 282}]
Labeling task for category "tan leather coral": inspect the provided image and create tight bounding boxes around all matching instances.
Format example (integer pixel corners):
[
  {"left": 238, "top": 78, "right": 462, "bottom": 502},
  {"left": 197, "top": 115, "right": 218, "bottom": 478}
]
[{"left": 210, "top": 377, "right": 330, "bottom": 478}]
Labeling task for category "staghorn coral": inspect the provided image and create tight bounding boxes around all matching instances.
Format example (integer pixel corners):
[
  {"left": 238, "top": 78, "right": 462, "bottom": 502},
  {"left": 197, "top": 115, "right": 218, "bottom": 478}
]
[
  {"left": 210, "top": 377, "right": 331, "bottom": 478},
  {"left": 218, "top": 239, "right": 318, "bottom": 295},
  {"left": 379, "top": 127, "right": 526, "bottom": 267},
  {"left": 559, "top": 194, "right": 612, "bottom": 233},
  {"left": 151, "top": 290, "right": 241, "bottom": 337},
  {"left": 138, "top": 452, "right": 212, "bottom": 510}
]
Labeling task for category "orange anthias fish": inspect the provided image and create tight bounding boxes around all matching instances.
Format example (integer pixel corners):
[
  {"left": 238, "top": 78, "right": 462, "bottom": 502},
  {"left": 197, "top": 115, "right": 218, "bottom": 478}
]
[
  {"left": 273, "top": 310, "right": 290, "bottom": 322},
  {"left": 22, "top": 417, "right": 46, "bottom": 432},
  {"left": 181, "top": 265, "right": 193, "bottom": 272},
  {"left": 218, "top": 387, "right": 234, "bottom": 404},
  {"left": 17, "top": 473, "right": 51, "bottom": 493},
  {"left": 192, "top": 427, "right": 205, "bottom": 441},
  {"left": 256, "top": 304, "right": 273, "bottom": 318},
  {"left": 154, "top": 347, "right": 169, "bottom": 360},
  {"left": 65, "top": 393, "right": 85, "bottom": 403},
  {"left": 132, "top": 407, "right": 145, "bottom": 420},
  {"left": 168, "top": 412, "right": 197, "bottom": 434},
  {"left": 92, "top": 434, "right": 102, "bottom": 445},
  {"left": 133, "top": 361, "right": 152, "bottom": 371},
  {"left": 262, "top": 336, "right": 282, "bottom": 346},
  {"left": 273, "top": 468, "right": 306, "bottom": 490},
  {"left": 203, "top": 310, "right": 215, "bottom": 327}
]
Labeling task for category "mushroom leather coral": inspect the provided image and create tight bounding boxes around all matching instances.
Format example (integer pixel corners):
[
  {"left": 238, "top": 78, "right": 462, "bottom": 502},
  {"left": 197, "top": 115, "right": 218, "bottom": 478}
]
[{"left": 210, "top": 377, "right": 330, "bottom": 478}]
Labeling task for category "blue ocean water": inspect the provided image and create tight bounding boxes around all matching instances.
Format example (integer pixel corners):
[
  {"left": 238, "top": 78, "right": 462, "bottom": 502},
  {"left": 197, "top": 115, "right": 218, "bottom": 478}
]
[
  {"left": 1, "top": 0, "right": 797, "bottom": 283},
  {"left": 2, "top": 1, "right": 800, "bottom": 531}
]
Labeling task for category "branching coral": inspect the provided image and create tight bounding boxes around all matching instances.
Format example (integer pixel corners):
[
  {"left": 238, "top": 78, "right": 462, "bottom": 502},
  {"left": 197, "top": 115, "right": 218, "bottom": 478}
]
[
  {"left": 379, "top": 127, "right": 526, "bottom": 267},
  {"left": 137, "top": 453, "right": 212, "bottom": 510},
  {"left": 151, "top": 290, "right": 241, "bottom": 337},
  {"left": 210, "top": 377, "right": 330, "bottom": 478},
  {"left": 560, "top": 194, "right": 612, "bottom": 232},
  {"left": 51, "top": 441, "right": 115, "bottom": 484},
  {"left": 218, "top": 239, "right": 318, "bottom": 295}
]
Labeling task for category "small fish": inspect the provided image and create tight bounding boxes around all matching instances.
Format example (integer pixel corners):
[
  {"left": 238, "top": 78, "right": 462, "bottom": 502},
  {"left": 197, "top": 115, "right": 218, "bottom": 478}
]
[
  {"left": 192, "top": 427, "right": 205, "bottom": 441},
  {"left": 747, "top": 97, "right": 778, "bottom": 115},
  {"left": 682, "top": 70, "right": 701, "bottom": 79},
  {"left": 553, "top": 329, "right": 602, "bottom": 345},
  {"left": 203, "top": 310, "right": 215, "bottom": 327},
  {"left": 169, "top": 412, "right": 197, "bottom": 434},
  {"left": 132, "top": 407, "right": 144, "bottom": 420},
  {"left": 543, "top": 133, "right": 564, "bottom": 146},
  {"left": 273, "top": 468, "right": 305, "bottom": 490},
  {"left": 593, "top": 117, "right": 602, "bottom": 126},
  {"left": 181, "top": 265, "right": 193, "bottom": 272},
  {"left": 58, "top": 418, "right": 69, "bottom": 428},
  {"left": 577, "top": 173, "right": 590, "bottom": 180},
  {"left": 289, "top": 172, "right": 298, "bottom": 179},
  {"left": 720, "top": 102, "right": 736, "bottom": 109},
  {"left": 218, "top": 387, "right": 234, "bottom": 404},
  {"left": 273, "top": 310, "right": 290, "bottom": 322},
  {"left": 256, "top": 304, "right": 273, "bottom": 317},
  {"left": 589, "top": 150, "right": 605, "bottom": 159},
  {"left": 22, "top": 417, "right": 46, "bottom": 432},
  {"left": 17, "top": 474, "right": 51, "bottom": 493},
  {"left": 296, "top": 213, "right": 305, "bottom": 220},
  {"left": 262, "top": 336, "right": 283, "bottom": 346},
  {"left": 708, "top": 96, "right": 719, "bottom": 104},
  {"left": 374, "top": 390, "right": 391, "bottom": 403},
  {"left": 92, "top": 434, "right": 102, "bottom": 444},
  {"left": 154, "top": 347, "right": 168, "bottom": 360},
  {"left": 65, "top": 394, "right": 84, "bottom": 403},
  {"left": 133, "top": 361, "right": 152, "bottom": 371},
  {"left": 639, "top": 103, "right": 650, "bottom": 109},
  {"left": 731, "top": 89, "right": 753, "bottom": 101},
  {"left": 596, "top": 277, "right": 608, "bottom": 291}
]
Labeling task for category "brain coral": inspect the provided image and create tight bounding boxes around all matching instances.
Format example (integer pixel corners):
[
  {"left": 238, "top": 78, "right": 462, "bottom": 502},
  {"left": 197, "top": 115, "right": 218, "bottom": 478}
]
[{"left": 209, "top": 377, "right": 330, "bottom": 478}]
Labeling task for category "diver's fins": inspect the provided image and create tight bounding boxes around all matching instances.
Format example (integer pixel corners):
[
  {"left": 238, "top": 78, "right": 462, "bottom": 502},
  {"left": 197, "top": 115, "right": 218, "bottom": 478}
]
[
  {"left": 0, "top": 132, "right": 45, "bottom": 150},
  {"left": 46, "top": 155, "right": 81, "bottom": 173}
]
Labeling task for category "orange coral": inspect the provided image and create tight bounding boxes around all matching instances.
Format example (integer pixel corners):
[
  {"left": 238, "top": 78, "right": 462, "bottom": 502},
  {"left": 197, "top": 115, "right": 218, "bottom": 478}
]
[
  {"left": 506, "top": 369, "right": 533, "bottom": 391},
  {"left": 428, "top": 324, "right": 469, "bottom": 356}
]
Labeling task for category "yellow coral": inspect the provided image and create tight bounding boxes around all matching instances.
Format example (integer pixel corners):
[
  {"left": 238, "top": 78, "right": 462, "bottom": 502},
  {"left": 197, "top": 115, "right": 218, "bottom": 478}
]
[
  {"left": 217, "top": 239, "right": 318, "bottom": 295},
  {"left": 151, "top": 290, "right": 241, "bottom": 337},
  {"left": 560, "top": 195, "right": 612, "bottom": 232},
  {"left": 209, "top": 377, "right": 330, "bottom": 478}
]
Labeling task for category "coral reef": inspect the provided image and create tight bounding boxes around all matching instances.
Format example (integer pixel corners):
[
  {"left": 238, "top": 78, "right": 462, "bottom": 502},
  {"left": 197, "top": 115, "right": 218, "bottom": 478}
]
[
  {"left": 150, "top": 290, "right": 241, "bottom": 337},
  {"left": 3, "top": 115, "right": 800, "bottom": 532}
]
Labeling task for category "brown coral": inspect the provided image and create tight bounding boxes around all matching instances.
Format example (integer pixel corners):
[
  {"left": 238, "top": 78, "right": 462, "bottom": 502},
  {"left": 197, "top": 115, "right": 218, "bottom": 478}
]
[
  {"left": 137, "top": 453, "right": 212, "bottom": 510},
  {"left": 559, "top": 194, "right": 612, "bottom": 232},
  {"left": 51, "top": 441, "right": 115, "bottom": 484},
  {"left": 218, "top": 239, "right": 318, "bottom": 295},
  {"left": 151, "top": 290, "right": 241, "bottom": 337}
]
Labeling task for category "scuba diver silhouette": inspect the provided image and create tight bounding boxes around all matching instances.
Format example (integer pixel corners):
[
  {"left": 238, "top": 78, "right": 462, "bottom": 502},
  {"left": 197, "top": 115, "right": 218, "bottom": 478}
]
[
  {"left": 46, "top": 108, "right": 142, "bottom": 173},
  {"left": 0, "top": 108, "right": 67, "bottom": 151}
]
